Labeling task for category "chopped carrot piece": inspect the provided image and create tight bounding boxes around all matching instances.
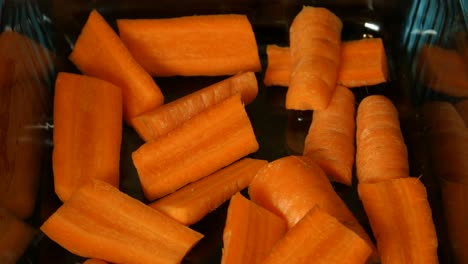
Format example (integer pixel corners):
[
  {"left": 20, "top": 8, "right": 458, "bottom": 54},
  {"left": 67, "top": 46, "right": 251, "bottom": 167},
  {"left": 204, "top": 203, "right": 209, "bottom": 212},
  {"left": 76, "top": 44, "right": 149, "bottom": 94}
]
[
  {"left": 131, "top": 72, "right": 258, "bottom": 141},
  {"left": 150, "top": 158, "right": 267, "bottom": 225},
  {"left": 53, "top": 72, "right": 122, "bottom": 202},
  {"left": 69, "top": 10, "right": 164, "bottom": 122},
  {"left": 455, "top": 100, "right": 468, "bottom": 127},
  {"left": 263, "top": 45, "right": 291, "bottom": 87},
  {"left": 358, "top": 177, "right": 439, "bottom": 264},
  {"left": 40, "top": 179, "right": 203, "bottom": 264},
  {"left": 303, "top": 85, "right": 356, "bottom": 185},
  {"left": 117, "top": 15, "right": 261, "bottom": 77},
  {"left": 221, "top": 192, "right": 287, "bottom": 264},
  {"left": 356, "top": 95, "right": 409, "bottom": 183},
  {"left": 286, "top": 6, "right": 342, "bottom": 110},
  {"left": 262, "top": 206, "right": 372, "bottom": 264},
  {"left": 82, "top": 259, "right": 109, "bottom": 264},
  {"left": 0, "top": 208, "right": 36, "bottom": 264},
  {"left": 132, "top": 95, "right": 259, "bottom": 201}
]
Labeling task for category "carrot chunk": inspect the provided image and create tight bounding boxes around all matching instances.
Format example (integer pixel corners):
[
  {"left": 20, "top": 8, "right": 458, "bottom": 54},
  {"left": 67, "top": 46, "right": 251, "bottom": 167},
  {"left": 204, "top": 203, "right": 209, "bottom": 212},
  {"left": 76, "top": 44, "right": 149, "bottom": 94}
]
[
  {"left": 69, "top": 10, "right": 164, "bottom": 122},
  {"left": 132, "top": 95, "right": 259, "bottom": 201},
  {"left": 150, "top": 158, "right": 267, "bottom": 225},
  {"left": 221, "top": 192, "right": 287, "bottom": 264},
  {"left": 131, "top": 72, "right": 258, "bottom": 141},
  {"left": 263, "top": 45, "right": 291, "bottom": 87},
  {"left": 53, "top": 72, "right": 122, "bottom": 202},
  {"left": 117, "top": 15, "right": 261, "bottom": 77},
  {"left": 82, "top": 259, "right": 109, "bottom": 264},
  {"left": 0, "top": 208, "right": 36, "bottom": 264},
  {"left": 40, "top": 179, "right": 203, "bottom": 264}
]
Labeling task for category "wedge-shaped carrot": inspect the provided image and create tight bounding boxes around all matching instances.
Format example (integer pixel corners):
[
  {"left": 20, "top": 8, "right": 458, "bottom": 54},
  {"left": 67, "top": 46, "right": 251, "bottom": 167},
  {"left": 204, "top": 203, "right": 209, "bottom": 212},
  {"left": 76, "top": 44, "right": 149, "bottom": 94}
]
[
  {"left": 263, "top": 45, "right": 291, "bottom": 87},
  {"left": 286, "top": 6, "right": 342, "bottom": 110},
  {"left": 358, "top": 177, "right": 438, "bottom": 264},
  {"left": 262, "top": 206, "right": 372, "bottom": 264},
  {"left": 150, "top": 158, "right": 267, "bottom": 225},
  {"left": 454, "top": 100, "right": 468, "bottom": 127},
  {"left": 83, "top": 259, "right": 108, "bottom": 264},
  {"left": 41, "top": 179, "right": 203, "bottom": 264},
  {"left": 133, "top": 95, "right": 259, "bottom": 201},
  {"left": 221, "top": 192, "right": 287, "bottom": 264},
  {"left": 132, "top": 72, "right": 258, "bottom": 142},
  {"left": 117, "top": 15, "right": 261, "bottom": 77},
  {"left": 53, "top": 73, "right": 122, "bottom": 202},
  {"left": 356, "top": 95, "right": 409, "bottom": 183},
  {"left": 0, "top": 208, "right": 36, "bottom": 264},
  {"left": 69, "top": 10, "right": 164, "bottom": 122},
  {"left": 303, "top": 85, "right": 356, "bottom": 185}
]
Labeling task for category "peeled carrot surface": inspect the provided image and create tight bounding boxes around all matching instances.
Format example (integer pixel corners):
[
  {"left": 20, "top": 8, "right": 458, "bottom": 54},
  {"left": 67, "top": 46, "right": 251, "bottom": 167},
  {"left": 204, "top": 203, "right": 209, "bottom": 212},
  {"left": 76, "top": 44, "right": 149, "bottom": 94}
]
[
  {"left": 262, "top": 206, "right": 372, "bottom": 264},
  {"left": 221, "top": 192, "right": 287, "bottom": 264},
  {"left": 358, "top": 177, "right": 438, "bottom": 264},
  {"left": 131, "top": 72, "right": 258, "bottom": 141},
  {"left": 150, "top": 158, "right": 267, "bottom": 225},
  {"left": 303, "top": 85, "right": 356, "bottom": 185},
  {"left": 263, "top": 45, "right": 291, "bottom": 87},
  {"left": 133, "top": 95, "right": 259, "bottom": 201},
  {"left": 0, "top": 208, "right": 36, "bottom": 264},
  {"left": 41, "top": 179, "right": 203, "bottom": 264},
  {"left": 69, "top": 9, "right": 164, "bottom": 122},
  {"left": 117, "top": 15, "right": 261, "bottom": 77}
]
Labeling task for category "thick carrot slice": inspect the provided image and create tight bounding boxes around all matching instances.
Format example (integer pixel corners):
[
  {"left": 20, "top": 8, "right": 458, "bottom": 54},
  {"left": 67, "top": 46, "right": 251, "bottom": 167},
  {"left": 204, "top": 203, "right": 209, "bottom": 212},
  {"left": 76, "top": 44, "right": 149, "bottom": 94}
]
[
  {"left": 221, "top": 192, "right": 287, "bottom": 264},
  {"left": 83, "top": 259, "right": 109, "bottom": 264},
  {"left": 303, "top": 85, "right": 356, "bottom": 185},
  {"left": 133, "top": 95, "right": 259, "bottom": 201},
  {"left": 262, "top": 206, "right": 372, "bottom": 264},
  {"left": 358, "top": 178, "right": 439, "bottom": 264},
  {"left": 53, "top": 72, "right": 122, "bottom": 202},
  {"left": 150, "top": 158, "right": 267, "bottom": 225},
  {"left": 40, "top": 179, "right": 203, "bottom": 264},
  {"left": 131, "top": 72, "right": 258, "bottom": 141},
  {"left": 0, "top": 208, "right": 36, "bottom": 264},
  {"left": 286, "top": 6, "right": 343, "bottom": 110},
  {"left": 69, "top": 10, "right": 164, "bottom": 122},
  {"left": 454, "top": 100, "right": 468, "bottom": 127},
  {"left": 356, "top": 95, "right": 409, "bottom": 183},
  {"left": 263, "top": 45, "right": 291, "bottom": 87},
  {"left": 117, "top": 15, "right": 261, "bottom": 77}
]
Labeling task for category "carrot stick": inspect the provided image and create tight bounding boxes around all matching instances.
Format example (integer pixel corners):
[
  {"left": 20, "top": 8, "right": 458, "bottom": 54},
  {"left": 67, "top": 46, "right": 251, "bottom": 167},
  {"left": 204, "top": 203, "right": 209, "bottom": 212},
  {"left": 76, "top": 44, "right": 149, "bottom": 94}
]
[
  {"left": 303, "top": 85, "right": 356, "bottom": 185},
  {"left": 150, "top": 158, "right": 267, "bottom": 225},
  {"left": 53, "top": 72, "right": 122, "bottom": 202},
  {"left": 454, "top": 100, "right": 468, "bottom": 127},
  {"left": 83, "top": 259, "right": 109, "bottom": 264},
  {"left": 261, "top": 206, "right": 372, "bottom": 264},
  {"left": 286, "top": 6, "right": 343, "bottom": 110},
  {"left": 221, "top": 192, "right": 287, "bottom": 264},
  {"left": 0, "top": 208, "right": 36, "bottom": 264},
  {"left": 355, "top": 95, "right": 409, "bottom": 183},
  {"left": 69, "top": 9, "right": 164, "bottom": 122},
  {"left": 358, "top": 177, "right": 439, "bottom": 264},
  {"left": 263, "top": 45, "right": 291, "bottom": 87},
  {"left": 40, "top": 179, "right": 203, "bottom": 264},
  {"left": 131, "top": 72, "right": 258, "bottom": 142},
  {"left": 117, "top": 15, "right": 261, "bottom": 77},
  {"left": 132, "top": 95, "right": 259, "bottom": 201}
]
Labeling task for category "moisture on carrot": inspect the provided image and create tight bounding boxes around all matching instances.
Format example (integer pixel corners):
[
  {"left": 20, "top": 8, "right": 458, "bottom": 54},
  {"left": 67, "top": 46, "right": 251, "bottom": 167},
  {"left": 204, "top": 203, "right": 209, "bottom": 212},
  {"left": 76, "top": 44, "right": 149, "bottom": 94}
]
[
  {"left": 263, "top": 45, "right": 291, "bottom": 87},
  {"left": 358, "top": 177, "right": 439, "bottom": 264},
  {"left": 0, "top": 208, "right": 36, "bottom": 264},
  {"left": 40, "top": 179, "right": 203, "bottom": 264},
  {"left": 69, "top": 9, "right": 164, "bottom": 122},
  {"left": 131, "top": 72, "right": 258, "bottom": 142},
  {"left": 261, "top": 206, "right": 372, "bottom": 264},
  {"left": 53, "top": 72, "right": 122, "bottom": 202},
  {"left": 303, "top": 85, "right": 356, "bottom": 185},
  {"left": 117, "top": 15, "right": 261, "bottom": 77},
  {"left": 132, "top": 95, "right": 259, "bottom": 201},
  {"left": 150, "top": 158, "right": 267, "bottom": 226},
  {"left": 355, "top": 95, "right": 409, "bottom": 183},
  {"left": 221, "top": 192, "right": 287, "bottom": 264},
  {"left": 286, "top": 6, "right": 343, "bottom": 110}
]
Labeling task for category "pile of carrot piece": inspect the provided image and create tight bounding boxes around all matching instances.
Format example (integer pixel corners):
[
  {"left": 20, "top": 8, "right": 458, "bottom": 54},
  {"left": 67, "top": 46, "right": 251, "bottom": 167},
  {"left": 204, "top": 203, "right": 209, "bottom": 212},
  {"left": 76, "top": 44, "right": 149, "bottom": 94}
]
[{"left": 42, "top": 6, "right": 439, "bottom": 264}]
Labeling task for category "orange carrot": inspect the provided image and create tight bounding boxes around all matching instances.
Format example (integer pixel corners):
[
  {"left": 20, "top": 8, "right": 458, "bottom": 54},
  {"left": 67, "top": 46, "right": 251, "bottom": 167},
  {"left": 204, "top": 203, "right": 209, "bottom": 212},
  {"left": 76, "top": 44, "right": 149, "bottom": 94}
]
[
  {"left": 132, "top": 95, "right": 259, "bottom": 201},
  {"left": 40, "top": 179, "right": 203, "bottom": 264},
  {"left": 303, "top": 85, "right": 356, "bottom": 185},
  {"left": 356, "top": 95, "right": 409, "bottom": 183},
  {"left": 117, "top": 15, "right": 261, "bottom": 77},
  {"left": 69, "top": 9, "right": 164, "bottom": 122},
  {"left": 286, "top": 6, "right": 343, "bottom": 110},
  {"left": 263, "top": 45, "right": 291, "bottom": 87},
  {"left": 221, "top": 192, "right": 287, "bottom": 264},
  {"left": 83, "top": 259, "right": 109, "bottom": 264},
  {"left": 358, "top": 177, "right": 439, "bottom": 264},
  {"left": 454, "top": 100, "right": 468, "bottom": 127},
  {"left": 53, "top": 72, "right": 122, "bottom": 202},
  {"left": 150, "top": 158, "right": 267, "bottom": 225},
  {"left": 131, "top": 72, "right": 258, "bottom": 141},
  {"left": 261, "top": 206, "right": 372, "bottom": 264}
]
